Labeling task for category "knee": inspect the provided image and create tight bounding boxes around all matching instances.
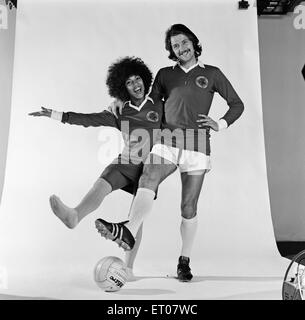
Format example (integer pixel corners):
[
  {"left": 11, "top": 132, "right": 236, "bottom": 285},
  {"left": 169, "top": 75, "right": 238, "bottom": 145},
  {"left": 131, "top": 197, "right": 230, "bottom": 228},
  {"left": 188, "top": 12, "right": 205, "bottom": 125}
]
[
  {"left": 139, "top": 165, "right": 160, "bottom": 189},
  {"left": 181, "top": 202, "right": 197, "bottom": 219},
  {"left": 93, "top": 178, "right": 112, "bottom": 192}
]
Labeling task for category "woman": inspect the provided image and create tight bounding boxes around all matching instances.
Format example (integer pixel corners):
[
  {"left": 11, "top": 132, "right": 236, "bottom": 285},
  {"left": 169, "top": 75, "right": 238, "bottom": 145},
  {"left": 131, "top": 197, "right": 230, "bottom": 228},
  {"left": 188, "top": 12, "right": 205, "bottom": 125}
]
[{"left": 29, "top": 56, "right": 163, "bottom": 280}]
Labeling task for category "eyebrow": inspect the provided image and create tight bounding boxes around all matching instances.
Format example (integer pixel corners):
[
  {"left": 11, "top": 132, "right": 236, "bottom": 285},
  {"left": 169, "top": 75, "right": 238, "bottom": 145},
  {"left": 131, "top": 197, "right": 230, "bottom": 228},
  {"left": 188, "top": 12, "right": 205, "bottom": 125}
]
[{"left": 126, "top": 76, "right": 140, "bottom": 82}]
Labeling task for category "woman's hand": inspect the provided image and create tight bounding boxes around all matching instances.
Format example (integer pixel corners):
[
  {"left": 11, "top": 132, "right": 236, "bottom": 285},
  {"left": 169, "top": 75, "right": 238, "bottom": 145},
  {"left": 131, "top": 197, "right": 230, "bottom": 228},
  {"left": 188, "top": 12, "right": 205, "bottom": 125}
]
[{"left": 28, "top": 106, "right": 52, "bottom": 118}]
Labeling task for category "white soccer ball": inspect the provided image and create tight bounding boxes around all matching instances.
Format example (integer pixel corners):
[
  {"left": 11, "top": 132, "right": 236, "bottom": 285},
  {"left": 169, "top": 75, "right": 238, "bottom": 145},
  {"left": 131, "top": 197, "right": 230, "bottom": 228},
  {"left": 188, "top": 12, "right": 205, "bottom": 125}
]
[{"left": 94, "top": 256, "right": 127, "bottom": 292}]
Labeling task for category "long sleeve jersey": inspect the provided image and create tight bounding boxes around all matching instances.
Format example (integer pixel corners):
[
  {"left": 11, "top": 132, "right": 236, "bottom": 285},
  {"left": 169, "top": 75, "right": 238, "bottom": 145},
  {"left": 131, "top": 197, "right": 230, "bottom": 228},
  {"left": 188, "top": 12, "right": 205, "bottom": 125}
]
[
  {"left": 150, "top": 63, "right": 244, "bottom": 154},
  {"left": 61, "top": 97, "right": 163, "bottom": 164}
]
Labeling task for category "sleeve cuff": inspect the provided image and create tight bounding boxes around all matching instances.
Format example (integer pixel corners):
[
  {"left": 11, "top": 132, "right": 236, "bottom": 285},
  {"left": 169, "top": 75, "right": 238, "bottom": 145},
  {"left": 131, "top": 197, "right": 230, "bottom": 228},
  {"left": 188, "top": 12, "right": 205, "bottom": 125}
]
[
  {"left": 51, "top": 110, "right": 63, "bottom": 121},
  {"left": 217, "top": 119, "right": 228, "bottom": 131}
]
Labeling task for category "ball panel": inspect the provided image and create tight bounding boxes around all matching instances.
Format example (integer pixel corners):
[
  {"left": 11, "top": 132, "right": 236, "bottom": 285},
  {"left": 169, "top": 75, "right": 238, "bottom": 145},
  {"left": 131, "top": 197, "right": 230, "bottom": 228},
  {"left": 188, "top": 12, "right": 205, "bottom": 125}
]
[
  {"left": 94, "top": 256, "right": 114, "bottom": 282},
  {"left": 96, "top": 279, "right": 119, "bottom": 292},
  {"left": 109, "top": 265, "right": 127, "bottom": 283},
  {"left": 94, "top": 256, "right": 127, "bottom": 292}
]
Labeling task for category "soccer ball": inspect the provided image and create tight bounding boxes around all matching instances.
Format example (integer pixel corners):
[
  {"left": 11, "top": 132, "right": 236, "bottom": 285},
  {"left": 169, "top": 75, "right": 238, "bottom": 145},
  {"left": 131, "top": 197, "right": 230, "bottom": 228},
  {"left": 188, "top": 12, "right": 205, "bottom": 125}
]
[{"left": 94, "top": 256, "right": 127, "bottom": 292}]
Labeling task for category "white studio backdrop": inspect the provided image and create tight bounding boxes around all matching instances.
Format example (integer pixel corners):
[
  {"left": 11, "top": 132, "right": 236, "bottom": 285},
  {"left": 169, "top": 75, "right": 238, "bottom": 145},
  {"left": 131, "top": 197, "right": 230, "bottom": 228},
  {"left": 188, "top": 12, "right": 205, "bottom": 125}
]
[
  {"left": 0, "top": 0, "right": 16, "bottom": 204},
  {"left": 0, "top": 0, "right": 287, "bottom": 299}
]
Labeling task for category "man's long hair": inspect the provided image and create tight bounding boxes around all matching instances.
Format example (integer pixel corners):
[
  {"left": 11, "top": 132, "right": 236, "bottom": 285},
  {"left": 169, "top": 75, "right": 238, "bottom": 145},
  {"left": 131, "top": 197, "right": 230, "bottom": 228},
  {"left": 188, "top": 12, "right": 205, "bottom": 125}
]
[
  {"left": 165, "top": 24, "right": 202, "bottom": 61},
  {"left": 106, "top": 57, "right": 153, "bottom": 102}
]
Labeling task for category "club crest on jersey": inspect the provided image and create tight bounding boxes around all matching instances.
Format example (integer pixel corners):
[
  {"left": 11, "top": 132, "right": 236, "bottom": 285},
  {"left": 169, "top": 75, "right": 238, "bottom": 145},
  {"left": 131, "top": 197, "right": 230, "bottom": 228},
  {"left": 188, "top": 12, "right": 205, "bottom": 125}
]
[
  {"left": 195, "top": 76, "right": 208, "bottom": 89},
  {"left": 146, "top": 111, "right": 159, "bottom": 123}
]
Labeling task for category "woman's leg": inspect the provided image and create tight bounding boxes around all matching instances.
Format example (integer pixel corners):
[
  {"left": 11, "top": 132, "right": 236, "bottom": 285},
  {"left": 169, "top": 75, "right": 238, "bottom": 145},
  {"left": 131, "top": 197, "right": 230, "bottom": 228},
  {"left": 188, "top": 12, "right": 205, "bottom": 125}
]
[{"left": 50, "top": 178, "right": 112, "bottom": 229}]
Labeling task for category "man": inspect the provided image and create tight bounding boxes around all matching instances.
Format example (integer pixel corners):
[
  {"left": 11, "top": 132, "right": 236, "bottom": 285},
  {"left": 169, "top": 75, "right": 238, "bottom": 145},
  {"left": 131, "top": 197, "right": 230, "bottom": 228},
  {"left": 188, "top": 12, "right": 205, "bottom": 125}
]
[
  {"left": 96, "top": 24, "right": 244, "bottom": 281},
  {"left": 29, "top": 56, "right": 163, "bottom": 280}
]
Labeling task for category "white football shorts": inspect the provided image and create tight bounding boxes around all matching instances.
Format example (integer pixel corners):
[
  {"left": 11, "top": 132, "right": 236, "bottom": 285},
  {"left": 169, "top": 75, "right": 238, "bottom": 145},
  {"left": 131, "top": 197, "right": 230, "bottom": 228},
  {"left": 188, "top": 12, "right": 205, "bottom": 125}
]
[{"left": 147, "top": 143, "right": 211, "bottom": 173}]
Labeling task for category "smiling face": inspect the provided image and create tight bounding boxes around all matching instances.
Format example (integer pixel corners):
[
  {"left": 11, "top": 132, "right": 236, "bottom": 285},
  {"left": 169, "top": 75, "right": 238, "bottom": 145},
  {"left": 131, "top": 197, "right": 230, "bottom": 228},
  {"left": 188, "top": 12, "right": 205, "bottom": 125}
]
[
  {"left": 125, "top": 75, "right": 145, "bottom": 106},
  {"left": 170, "top": 33, "right": 196, "bottom": 67}
]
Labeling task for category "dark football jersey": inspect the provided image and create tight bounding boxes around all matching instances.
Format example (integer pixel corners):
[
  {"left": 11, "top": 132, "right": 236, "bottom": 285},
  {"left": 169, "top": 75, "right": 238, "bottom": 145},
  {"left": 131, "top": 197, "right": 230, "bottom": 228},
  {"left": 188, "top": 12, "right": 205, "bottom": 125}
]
[
  {"left": 61, "top": 97, "right": 163, "bottom": 163},
  {"left": 150, "top": 63, "right": 244, "bottom": 154}
]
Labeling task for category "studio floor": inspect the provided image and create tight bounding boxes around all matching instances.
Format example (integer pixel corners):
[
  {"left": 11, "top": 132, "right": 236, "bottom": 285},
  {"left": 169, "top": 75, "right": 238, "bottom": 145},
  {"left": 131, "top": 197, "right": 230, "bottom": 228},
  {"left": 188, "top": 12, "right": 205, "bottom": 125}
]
[{"left": 0, "top": 257, "right": 289, "bottom": 300}]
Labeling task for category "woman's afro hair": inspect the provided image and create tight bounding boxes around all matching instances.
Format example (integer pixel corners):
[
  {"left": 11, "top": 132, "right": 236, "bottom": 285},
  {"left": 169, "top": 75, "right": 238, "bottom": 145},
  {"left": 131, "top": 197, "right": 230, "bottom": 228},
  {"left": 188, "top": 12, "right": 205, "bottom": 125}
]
[{"left": 106, "top": 56, "right": 153, "bottom": 102}]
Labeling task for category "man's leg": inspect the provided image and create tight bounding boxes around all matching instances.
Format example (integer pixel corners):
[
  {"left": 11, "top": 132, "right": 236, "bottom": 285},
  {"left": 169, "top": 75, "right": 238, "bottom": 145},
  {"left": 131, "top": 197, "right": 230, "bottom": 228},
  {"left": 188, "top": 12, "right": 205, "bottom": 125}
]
[
  {"left": 124, "top": 195, "right": 142, "bottom": 281},
  {"left": 50, "top": 178, "right": 112, "bottom": 229},
  {"left": 125, "top": 154, "right": 177, "bottom": 236},
  {"left": 125, "top": 223, "right": 143, "bottom": 281},
  {"left": 96, "top": 153, "right": 177, "bottom": 250},
  {"left": 126, "top": 153, "right": 177, "bottom": 237},
  {"left": 177, "top": 170, "right": 206, "bottom": 281}
]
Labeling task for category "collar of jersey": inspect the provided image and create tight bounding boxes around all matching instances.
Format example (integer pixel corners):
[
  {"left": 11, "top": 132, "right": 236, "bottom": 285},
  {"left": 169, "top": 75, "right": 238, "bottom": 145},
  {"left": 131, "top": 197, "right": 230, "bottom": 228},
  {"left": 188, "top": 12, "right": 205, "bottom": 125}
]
[
  {"left": 124, "top": 96, "right": 154, "bottom": 111},
  {"left": 174, "top": 60, "right": 205, "bottom": 73}
]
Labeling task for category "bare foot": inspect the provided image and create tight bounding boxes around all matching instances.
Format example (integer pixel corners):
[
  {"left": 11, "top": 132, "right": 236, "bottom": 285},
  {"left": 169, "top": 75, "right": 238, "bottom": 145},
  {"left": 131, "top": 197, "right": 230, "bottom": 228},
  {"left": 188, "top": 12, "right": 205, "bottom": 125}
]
[{"left": 49, "top": 195, "right": 78, "bottom": 229}]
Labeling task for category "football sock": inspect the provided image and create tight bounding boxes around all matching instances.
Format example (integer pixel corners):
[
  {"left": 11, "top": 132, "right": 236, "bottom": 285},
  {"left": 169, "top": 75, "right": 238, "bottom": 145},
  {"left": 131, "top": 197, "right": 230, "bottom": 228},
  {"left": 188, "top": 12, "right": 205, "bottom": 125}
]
[
  {"left": 125, "top": 223, "right": 143, "bottom": 269},
  {"left": 125, "top": 188, "right": 155, "bottom": 237},
  {"left": 125, "top": 267, "right": 136, "bottom": 282},
  {"left": 75, "top": 178, "right": 112, "bottom": 221},
  {"left": 125, "top": 224, "right": 143, "bottom": 281},
  {"left": 180, "top": 215, "right": 198, "bottom": 258}
]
